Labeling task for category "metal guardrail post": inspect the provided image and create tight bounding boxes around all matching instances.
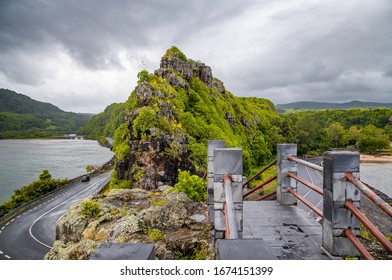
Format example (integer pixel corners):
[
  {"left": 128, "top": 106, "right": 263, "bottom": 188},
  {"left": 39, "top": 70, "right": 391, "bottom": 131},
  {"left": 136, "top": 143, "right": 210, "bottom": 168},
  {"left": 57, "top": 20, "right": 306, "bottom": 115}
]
[
  {"left": 277, "top": 144, "right": 298, "bottom": 205},
  {"left": 213, "top": 148, "right": 243, "bottom": 240},
  {"left": 322, "top": 151, "right": 361, "bottom": 257},
  {"left": 224, "top": 175, "right": 239, "bottom": 239}
]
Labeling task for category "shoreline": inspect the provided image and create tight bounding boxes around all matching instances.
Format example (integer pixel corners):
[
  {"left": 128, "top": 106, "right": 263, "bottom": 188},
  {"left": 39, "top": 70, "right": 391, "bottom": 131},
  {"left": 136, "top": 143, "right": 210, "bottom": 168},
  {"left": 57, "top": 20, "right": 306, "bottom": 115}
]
[{"left": 360, "top": 154, "right": 392, "bottom": 163}]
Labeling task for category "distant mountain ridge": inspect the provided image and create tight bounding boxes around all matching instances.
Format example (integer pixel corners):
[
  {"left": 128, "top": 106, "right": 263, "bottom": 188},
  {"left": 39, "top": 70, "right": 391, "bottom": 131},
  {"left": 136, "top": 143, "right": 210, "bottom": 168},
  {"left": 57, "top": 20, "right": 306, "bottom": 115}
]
[
  {"left": 275, "top": 100, "right": 392, "bottom": 110},
  {"left": 0, "top": 88, "right": 92, "bottom": 138}
]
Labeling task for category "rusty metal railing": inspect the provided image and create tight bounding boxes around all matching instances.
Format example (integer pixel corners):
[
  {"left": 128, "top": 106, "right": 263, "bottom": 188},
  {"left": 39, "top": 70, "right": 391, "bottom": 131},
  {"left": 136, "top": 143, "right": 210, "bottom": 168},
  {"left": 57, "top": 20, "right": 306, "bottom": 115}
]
[
  {"left": 287, "top": 155, "right": 392, "bottom": 259},
  {"left": 243, "top": 175, "right": 277, "bottom": 199},
  {"left": 243, "top": 159, "right": 277, "bottom": 200},
  {"left": 223, "top": 175, "right": 238, "bottom": 239},
  {"left": 344, "top": 229, "right": 374, "bottom": 260},
  {"left": 345, "top": 172, "right": 392, "bottom": 219},
  {"left": 243, "top": 159, "right": 277, "bottom": 187},
  {"left": 287, "top": 155, "right": 323, "bottom": 172},
  {"left": 344, "top": 200, "right": 392, "bottom": 255},
  {"left": 287, "top": 188, "right": 323, "bottom": 218}
]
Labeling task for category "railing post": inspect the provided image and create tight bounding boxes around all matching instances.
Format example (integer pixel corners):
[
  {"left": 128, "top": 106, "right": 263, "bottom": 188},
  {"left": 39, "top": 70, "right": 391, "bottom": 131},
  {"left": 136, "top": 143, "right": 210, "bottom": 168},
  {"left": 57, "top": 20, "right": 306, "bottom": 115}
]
[
  {"left": 207, "top": 140, "right": 226, "bottom": 226},
  {"left": 322, "top": 151, "right": 361, "bottom": 257},
  {"left": 213, "top": 148, "right": 243, "bottom": 239},
  {"left": 277, "top": 144, "right": 298, "bottom": 205}
]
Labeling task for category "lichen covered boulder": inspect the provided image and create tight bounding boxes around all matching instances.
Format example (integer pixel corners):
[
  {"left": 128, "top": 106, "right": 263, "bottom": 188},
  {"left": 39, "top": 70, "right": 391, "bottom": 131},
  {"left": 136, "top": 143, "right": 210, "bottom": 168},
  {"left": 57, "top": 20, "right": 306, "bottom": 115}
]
[{"left": 45, "top": 187, "right": 213, "bottom": 260}]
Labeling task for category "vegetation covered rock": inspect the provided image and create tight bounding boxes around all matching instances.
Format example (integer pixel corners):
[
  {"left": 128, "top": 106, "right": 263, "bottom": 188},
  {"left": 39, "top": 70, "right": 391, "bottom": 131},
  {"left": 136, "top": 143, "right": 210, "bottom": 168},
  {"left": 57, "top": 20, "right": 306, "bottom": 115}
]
[
  {"left": 108, "top": 46, "right": 280, "bottom": 190},
  {"left": 45, "top": 187, "right": 213, "bottom": 260}
]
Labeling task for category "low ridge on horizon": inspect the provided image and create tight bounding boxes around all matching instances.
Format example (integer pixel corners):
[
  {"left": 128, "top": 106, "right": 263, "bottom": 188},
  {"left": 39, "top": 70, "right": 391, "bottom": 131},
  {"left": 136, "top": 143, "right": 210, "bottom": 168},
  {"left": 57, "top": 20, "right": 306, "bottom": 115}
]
[{"left": 276, "top": 100, "right": 392, "bottom": 110}]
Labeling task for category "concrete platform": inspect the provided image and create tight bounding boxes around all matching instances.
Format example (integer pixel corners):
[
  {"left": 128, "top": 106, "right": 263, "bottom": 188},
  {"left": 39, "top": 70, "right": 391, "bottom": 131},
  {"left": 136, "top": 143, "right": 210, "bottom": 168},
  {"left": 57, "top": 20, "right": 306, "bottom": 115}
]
[{"left": 240, "top": 201, "right": 330, "bottom": 260}]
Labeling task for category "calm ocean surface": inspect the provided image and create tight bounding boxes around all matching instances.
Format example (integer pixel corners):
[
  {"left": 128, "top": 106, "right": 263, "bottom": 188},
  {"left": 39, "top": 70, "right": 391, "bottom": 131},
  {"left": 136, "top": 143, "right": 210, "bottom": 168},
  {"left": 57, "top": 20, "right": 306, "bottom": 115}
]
[
  {"left": 360, "top": 163, "right": 392, "bottom": 199},
  {"left": 0, "top": 139, "right": 113, "bottom": 204}
]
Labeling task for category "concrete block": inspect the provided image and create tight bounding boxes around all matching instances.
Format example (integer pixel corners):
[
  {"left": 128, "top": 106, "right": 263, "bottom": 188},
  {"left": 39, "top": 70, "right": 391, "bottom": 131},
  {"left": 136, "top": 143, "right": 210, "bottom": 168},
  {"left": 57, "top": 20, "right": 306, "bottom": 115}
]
[
  {"left": 324, "top": 151, "right": 360, "bottom": 173},
  {"left": 215, "top": 231, "right": 224, "bottom": 239},
  {"left": 232, "top": 182, "right": 243, "bottom": 202},
  {"left": 208, "top": 140, "right": 226, "bottom": 157},
  {"left": 231, "top": 174, "right": 243, "bottom": 182},
  {"left": 207, "top": 160, "right": 214, "bottom": 175},
  {"left": 277, "top": 187, "right": 297, "bottom": 205},
  {"left": 209, "top": 205, "right": 215, "bottom": 225},
  {"left": 214, "top": 202, "right": 224, "bottom": 210},
  {"left": 323, "top": 189, "right": 333, "bottom": 222},
  {"left": 90, "top": 243, "right": 155, "bottom": 260},
  {"left": 235, "top": 209, "right": 243, "bottom": 231},
  {"left": 214, "top": 182, "right": 225, "bottom": 202},
  {"left": 214, "top": 174, "right": 224, "bottom": 182},
  {"left": 214, "top": 210, "right": 226, "bottom": 231},
  {"left": 346, "top": 182, "right": 361, "bottom": 201},
  {"left": 214, "top": 148, "right": 243, "bottom": 175}
]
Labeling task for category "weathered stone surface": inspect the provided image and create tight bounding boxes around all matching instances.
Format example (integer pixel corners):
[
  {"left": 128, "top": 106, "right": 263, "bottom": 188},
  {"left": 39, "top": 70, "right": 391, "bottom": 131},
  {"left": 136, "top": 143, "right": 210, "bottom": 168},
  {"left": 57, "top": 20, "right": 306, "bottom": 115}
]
[
  {"left": 47, "top": 188, "right": 213, "bottom": 260},
  {"left": 108, "top": 214, "right": 142, "bottom": 242}
]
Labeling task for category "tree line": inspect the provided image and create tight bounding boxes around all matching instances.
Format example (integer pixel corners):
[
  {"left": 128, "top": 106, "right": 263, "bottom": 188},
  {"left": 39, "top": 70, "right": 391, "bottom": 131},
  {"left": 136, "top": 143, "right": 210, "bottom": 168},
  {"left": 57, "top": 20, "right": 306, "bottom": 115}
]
[{"left": 276, "top": 108, "right": 392, "bottom": 155}]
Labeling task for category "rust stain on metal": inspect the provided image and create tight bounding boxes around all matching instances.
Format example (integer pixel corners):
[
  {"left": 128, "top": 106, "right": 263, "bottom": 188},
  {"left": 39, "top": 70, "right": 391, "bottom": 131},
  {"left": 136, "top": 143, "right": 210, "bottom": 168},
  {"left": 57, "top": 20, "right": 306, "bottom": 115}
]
[
  {"left": 345, "top": 200, "right": 392, "bottom": 254},
  {"left": 344, "top": 229, "right": 374, "bottom": 260},
  {"left": 345, "top": 172, "right": 392, "bottom": 219}
]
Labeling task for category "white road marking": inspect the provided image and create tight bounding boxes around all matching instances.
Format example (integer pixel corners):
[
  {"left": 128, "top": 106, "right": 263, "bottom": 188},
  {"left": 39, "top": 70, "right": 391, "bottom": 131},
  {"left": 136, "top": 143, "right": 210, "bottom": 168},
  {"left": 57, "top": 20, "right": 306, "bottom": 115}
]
[
  {"left": 0, "top": 230, "right": 2, "bottom": 234},
  {"left": 5, "top": 255, "right": 11, "bottom": 259},
  {"left": 0, "top": 250, "right": 3, "bottom": 254},
  {"left": 5, "top": 222, "right": 9, "bottom": 226},
  {"left": 29, "top": 175, "right": 110, "bottom": 249},
  {"left": 16, "top": 215, "right": 21, "bottom": 219},
  {"left": 11, "top": 219, "right": 15, "bottom": 222},
  {"left": 1, "top": 226, "right": 4, "bottom": 230}
]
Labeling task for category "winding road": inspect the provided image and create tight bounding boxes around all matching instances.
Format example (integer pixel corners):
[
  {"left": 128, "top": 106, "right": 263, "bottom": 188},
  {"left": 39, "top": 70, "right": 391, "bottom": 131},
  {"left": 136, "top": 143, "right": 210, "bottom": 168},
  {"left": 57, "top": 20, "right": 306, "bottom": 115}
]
[
  {"left": 296, "top": 157, "right": 324, "bottom": 218},
  {"left": 0, "top": 172, "right": 111, "bottom": 260}
]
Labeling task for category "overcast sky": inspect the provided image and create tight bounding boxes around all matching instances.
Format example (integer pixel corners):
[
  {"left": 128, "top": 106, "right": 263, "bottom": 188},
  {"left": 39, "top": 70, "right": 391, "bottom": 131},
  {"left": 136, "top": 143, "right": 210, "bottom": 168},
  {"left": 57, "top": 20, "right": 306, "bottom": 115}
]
[{"left": 1, "top": 0, "right": 392, "bottom": 113}]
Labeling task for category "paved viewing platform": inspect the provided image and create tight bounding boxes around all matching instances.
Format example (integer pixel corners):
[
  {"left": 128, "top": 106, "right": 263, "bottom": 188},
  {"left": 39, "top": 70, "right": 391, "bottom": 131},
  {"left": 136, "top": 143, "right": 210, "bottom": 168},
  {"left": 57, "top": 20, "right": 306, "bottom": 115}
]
[{"left": 217, "top": 200, "right": 331, "bottom": 260}]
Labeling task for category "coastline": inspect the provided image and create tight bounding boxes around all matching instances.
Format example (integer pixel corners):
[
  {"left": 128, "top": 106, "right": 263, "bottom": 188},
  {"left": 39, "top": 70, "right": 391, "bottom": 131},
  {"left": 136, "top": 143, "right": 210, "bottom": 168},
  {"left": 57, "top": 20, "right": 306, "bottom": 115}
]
[{"left": 360, "top": 154, "right": 392, "bottom": 163}]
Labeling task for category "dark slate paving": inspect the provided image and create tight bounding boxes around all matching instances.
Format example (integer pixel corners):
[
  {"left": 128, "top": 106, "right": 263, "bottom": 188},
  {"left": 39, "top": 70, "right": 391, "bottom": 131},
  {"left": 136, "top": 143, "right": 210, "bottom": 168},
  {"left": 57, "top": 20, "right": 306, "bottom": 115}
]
[
  {"left": 89, "top": 243, "right": 155, "bottom": 260},
  {"left": 241, "top": 201, "right": 330, "bottom": 260},
  {"left": 216, "top": 239, "right": 277, "bottom": 260}
]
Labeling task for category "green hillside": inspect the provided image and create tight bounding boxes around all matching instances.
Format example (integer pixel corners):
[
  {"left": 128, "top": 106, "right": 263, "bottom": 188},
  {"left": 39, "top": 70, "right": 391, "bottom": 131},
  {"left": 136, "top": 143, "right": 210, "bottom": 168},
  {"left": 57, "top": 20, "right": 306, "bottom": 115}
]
[
  {"left": 78, "top": 102, "right": 126, "bottom": 139},
  {"left": 106, "top": 47, "right": 282, "bottom": 190},
  {"left": 0, "top": 89, "right": 91, "bottom": 138}
]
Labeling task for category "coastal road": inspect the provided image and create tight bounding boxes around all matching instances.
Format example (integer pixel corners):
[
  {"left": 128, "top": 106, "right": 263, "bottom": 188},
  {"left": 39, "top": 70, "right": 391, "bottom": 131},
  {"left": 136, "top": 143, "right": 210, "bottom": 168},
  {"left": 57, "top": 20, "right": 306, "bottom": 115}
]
[
  {"left": 0, "top": 172, "right": 111, "bottom": 260},
  {"left": 296, "top": 157, "right": 324, "bottom": 219}
]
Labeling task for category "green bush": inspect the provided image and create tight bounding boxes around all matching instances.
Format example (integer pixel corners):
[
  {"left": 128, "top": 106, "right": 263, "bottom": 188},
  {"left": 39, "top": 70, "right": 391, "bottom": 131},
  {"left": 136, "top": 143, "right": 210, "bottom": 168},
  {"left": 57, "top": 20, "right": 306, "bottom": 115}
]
[
  {"left": 171, "top": 170, "right": 206, "bottom": 202},
  {"left": 79, "top": 200, "right": 101, "bottom": 219},
  {"left": 0, "top": 170, "right": 68, "bottom": 217}
]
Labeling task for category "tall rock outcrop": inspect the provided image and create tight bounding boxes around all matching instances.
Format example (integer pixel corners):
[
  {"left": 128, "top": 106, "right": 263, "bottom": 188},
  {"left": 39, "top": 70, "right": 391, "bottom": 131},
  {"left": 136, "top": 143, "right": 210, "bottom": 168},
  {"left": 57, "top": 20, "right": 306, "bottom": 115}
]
[{"left": 111, "top": 46, "right": 280, "bottom": 190}]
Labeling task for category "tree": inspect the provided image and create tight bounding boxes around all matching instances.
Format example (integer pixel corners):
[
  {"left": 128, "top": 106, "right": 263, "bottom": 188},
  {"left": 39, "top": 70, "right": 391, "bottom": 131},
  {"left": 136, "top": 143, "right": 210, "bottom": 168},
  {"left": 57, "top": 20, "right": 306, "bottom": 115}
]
[
  {"left": 358, "top": 125, "right": 390, "bottom": 153},
  {"left": 325, "top": 122, "right": 345, "bottom": 148},
  {"left": 39, "top": 169, "right": 52, "bottom": 181},
  {"left": 343, "top": 126, "right": 361, "bottom": 148}
]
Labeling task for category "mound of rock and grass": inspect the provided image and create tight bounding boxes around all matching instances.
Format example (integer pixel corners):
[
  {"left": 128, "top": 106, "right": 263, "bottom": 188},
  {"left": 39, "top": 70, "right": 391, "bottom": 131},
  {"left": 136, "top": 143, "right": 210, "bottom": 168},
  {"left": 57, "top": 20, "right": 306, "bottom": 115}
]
[{"left": 45, "top": 186, "right": 214, "bottom": 260}]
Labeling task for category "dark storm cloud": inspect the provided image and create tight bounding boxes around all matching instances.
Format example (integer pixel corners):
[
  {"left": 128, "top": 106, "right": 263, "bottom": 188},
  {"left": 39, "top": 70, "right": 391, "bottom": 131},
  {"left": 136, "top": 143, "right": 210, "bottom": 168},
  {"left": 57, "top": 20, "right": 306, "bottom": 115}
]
[{"left": 0, "top": 0, "right": 391, "bottom": 112}]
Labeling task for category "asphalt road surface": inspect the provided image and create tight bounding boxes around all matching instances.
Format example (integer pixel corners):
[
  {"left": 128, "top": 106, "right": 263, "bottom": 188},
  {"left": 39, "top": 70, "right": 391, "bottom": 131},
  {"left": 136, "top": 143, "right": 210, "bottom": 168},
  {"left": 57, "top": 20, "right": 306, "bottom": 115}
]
[
  {"left": 296, "top": 158, "right": 324, "bottom": 219},
  {"left": 0, "top": 172, "right": 111, "bottom": 260}
]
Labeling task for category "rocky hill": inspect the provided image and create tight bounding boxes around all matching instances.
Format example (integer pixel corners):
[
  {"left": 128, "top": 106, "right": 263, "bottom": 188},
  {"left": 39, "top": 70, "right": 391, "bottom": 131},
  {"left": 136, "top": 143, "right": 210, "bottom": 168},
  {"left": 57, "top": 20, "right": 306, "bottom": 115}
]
[{"left": 109, "top": 46, "right": 281, "bottom": 190}]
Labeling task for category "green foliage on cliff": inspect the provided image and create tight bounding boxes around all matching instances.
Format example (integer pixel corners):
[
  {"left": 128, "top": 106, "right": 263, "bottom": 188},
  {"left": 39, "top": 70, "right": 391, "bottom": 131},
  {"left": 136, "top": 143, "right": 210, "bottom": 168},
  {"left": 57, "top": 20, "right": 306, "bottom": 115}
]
[
  {"left": 0, "top": 170, "right": 68, "bottom": 217},
  {"left": 164, "top": 46, "right": 188, "bottom": 61},
  {"left": 78, "top": 102, "right": 126, "bottom": 138},
  {"left": 0, "top": 89, "right": 91, "bottom": 138}
]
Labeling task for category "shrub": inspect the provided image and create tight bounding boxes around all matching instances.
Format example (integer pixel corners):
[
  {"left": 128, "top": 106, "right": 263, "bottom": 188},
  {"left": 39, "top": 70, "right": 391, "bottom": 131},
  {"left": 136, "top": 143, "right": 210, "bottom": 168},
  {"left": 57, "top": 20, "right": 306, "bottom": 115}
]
[
  {"left": 171, "top": 170, "right": 206, "bottom": 202},
  {"left": 80, "top": 200, "right": 101, "bottom": 219},
  {"left": 146, "top": 228, "right": 166, "bottom": 241}
]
